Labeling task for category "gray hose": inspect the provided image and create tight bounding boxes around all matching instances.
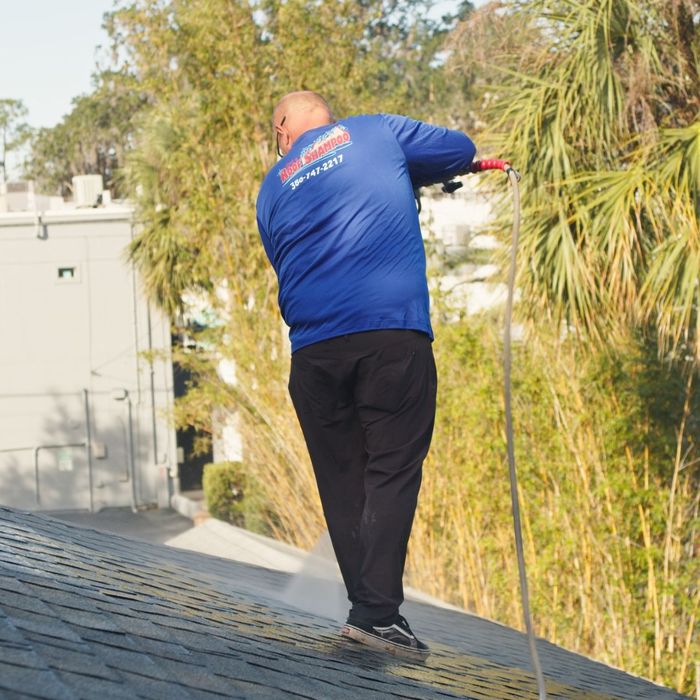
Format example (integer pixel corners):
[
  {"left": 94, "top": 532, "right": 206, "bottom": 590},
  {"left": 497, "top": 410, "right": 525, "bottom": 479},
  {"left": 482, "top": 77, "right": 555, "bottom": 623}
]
[{"left": 503, "top": 167, "right": 547, "bottom": 699}]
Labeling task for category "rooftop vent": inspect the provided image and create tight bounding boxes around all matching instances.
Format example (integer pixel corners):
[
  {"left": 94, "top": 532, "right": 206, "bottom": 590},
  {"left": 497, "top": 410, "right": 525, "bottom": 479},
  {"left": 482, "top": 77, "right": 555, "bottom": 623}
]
[
  {"left": 0, "top": 180, "right": 35, "bottom": 212},
  {"left": 5, "top": 181, "right": 31, "bottom": 194},
  {"left": 0, "top": 180, "right": 66, "bottom": 213},
  {"left": 72, "top": 175, "right": 104, "bottom": 208}
]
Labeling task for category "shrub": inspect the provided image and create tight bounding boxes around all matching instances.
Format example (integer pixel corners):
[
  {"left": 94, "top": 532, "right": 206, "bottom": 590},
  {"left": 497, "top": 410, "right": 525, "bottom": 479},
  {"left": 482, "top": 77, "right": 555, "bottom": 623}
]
[{"left": 202, "top": 461, "right": 271, "bottom": 535}]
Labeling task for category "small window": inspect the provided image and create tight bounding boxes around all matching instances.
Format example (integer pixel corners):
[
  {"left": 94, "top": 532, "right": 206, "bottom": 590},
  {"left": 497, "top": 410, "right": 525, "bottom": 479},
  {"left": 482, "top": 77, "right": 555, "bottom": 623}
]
[
  {"left": 58, "top": 267, "right": 76, "bottom": 279},
  {"left": 56, "top": 265, "right": 81, "bottom": 284}
]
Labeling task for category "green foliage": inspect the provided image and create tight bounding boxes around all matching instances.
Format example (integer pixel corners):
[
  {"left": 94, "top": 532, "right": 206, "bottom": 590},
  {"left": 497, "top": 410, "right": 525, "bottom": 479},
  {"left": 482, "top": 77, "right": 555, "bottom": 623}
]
[
  {"left": 0, "top": 99, "right": 32, "bottom": 182},
  {"left": 106, "top": 0, "right": 455, "bottom": 317},
  {"left": 411, "top": 317, "right": 699, "bottom": 693},
  {"left": 202, "top": 461, "right": 271, "bottom": 534},
  {"left": 28, "top": 72, "right": 148, "bottom": 197},
  {"left": 449, "top": 0, "right": 700, "bottom": 362}
]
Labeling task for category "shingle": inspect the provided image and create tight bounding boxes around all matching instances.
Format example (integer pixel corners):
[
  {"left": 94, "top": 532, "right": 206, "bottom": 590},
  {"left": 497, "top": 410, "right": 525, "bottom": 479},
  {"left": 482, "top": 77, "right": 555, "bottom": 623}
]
[
  {"left": 30, "top": 639, "right": 120, "bottom": 681},
  {"left": 21, "top": 631, "right": 93, "bottom": 655},
  {"left": 188, "top": 649, "right": 244, "bottom": 678},
  {"left": 137, "top": 658, "right": 234, "bottom": 695},
  {"left": 22, "top": 582, "right": 105, "bottom": 610},
  {"left": 92, "top": 598, "right": 172, "bottom": 622},
  {"left": 0, "top": 575, "right": 34, "bottom": 594},
  {"left": 145, "top": 612, "right": 215, "bottom": 634},
  {"left": 130, "top": 635, "right": 195, "bottom": 663},
  {"left": 0, "top": 588, "right": 58, "bottom": 616},
  {"left": 0, "top": 612, "right": 31, "bottom": 646},
  {"left": 183, "top": 689, "right": 241, "bottom": 700},
  {"left": 214, "top": 678, "right": 293, "bottom": 699},
  {"left": 100, "top": 645, "right": 174, "bottom": 680},
  {"left": 10, "top": 615, "right": 85, "bottom": 644},
  {"left": 99, "top": 613, "right": 176, "bottom": 641},
  {"left": 42, "top": 605, "right": 121, "bottom": 632},
  {"left": 216, "top": 657, "right": 360, "bottom": 699},
  {"left": 1, "top": 604, "right": 63, "bottom": 631},
  {"left": 6, "top": 573, "right": 100, "bottom": 601},
  {"left": 0, "top": 506, "right": 691, "bottom": 700},
  {"left": 148, "top": 625, "right": 235, "bottom": 655},
  {"left": 112, "top": 671, "right": 192, "bottom": 700},
  {"left": 0, "top": 663, "right": 75, "bottom": 700},
  {"left": 104, "top": 599, "right": 180, "bottom": 618},
  {"left": 53, "top": 670, "right": 133, "bottom": 700},
  {"left": 0, "top": 639, "right": 34, "bottom": 669},
  {"left": 0, "top": 642, "right": 47, "bottom": 670},
  {"left": 75, "top": 628, "right": 137, "bottom": 652}
]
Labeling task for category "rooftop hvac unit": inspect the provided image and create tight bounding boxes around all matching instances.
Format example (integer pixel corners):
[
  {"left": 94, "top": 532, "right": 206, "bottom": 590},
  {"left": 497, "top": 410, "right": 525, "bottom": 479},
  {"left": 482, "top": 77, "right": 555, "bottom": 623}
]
[
  {"left": 5, "top": 181, "right": 32, "bottom": 194},
  {"left": 72, "top": 175, "right": 104, "bottom": 207},
  {"left": 0, "top": 180, "right": 36, "bottom": 212}
]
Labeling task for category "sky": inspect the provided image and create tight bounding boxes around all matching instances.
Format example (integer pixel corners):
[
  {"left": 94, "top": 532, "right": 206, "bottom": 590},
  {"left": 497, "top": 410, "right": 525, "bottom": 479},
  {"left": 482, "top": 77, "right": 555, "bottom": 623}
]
[
  {"left": 0, "top": 0, "right": 116, "bottom": 130},
  {"left": 0, "top": 0, "right": 482, "bottom": 132}
]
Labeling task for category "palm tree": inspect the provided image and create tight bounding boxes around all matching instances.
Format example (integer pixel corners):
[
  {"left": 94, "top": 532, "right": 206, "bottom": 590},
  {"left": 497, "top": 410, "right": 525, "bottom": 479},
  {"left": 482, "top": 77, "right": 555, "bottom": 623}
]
[
  {"left": 449, "top": 0, "right": 699, "bottom": 364},
  {"left": 447, "top": 3, "right": 699, "bottom": 693}
]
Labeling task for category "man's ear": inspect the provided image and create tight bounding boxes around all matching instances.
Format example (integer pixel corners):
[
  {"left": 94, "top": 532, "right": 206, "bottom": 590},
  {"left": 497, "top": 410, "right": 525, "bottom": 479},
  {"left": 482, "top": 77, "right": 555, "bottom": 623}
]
[{"left": 279, "top": 129, "right": 291, "bottom": 155}]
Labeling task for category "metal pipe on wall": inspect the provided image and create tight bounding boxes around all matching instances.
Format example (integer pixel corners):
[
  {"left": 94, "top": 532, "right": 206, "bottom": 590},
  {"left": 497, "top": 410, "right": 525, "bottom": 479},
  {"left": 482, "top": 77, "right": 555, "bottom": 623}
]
[
  {"left": 129, "top": 224, "right": 142, "bottom": 401},
  {"left": 126, "top": 392, "right": 138, "bottom": 513},
  {"left": 83, "top": 388, "right": 94, "bottom": 513},
  {"left": 111, "top": 387, "right": 138, "bottom": 511},
  {"left": 146, "top": 303, "right": 159, "bottom": 466}
]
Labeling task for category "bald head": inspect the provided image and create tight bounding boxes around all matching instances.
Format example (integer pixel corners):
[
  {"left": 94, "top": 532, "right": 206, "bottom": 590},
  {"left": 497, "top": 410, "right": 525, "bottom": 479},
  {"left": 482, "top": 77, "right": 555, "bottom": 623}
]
[{"left": 273, "top": 91, "right": 334, "bottom": 156}]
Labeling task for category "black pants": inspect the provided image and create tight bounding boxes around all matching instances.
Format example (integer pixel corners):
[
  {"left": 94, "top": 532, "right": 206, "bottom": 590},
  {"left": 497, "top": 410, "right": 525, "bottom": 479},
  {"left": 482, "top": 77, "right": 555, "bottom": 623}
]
[{"left": 288, "top": 329, "right": 437, "bottom": 625}]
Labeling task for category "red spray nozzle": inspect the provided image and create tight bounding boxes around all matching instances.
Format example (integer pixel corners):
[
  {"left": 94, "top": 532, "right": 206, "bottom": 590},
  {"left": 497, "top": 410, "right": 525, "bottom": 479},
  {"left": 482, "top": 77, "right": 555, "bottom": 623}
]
[
  {"left": 440, "top": 159, "right": 520, "bottom": 196},
  {"left": 470, "top": 159, "right": 520, "bottom": 181},
  {"left": 470, "top": 159, "right": 511, "bottom": 172}
]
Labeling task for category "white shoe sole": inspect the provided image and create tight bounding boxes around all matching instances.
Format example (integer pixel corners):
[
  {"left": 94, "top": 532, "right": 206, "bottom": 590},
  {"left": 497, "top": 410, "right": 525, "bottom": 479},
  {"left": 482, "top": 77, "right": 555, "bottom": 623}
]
[{"left": 341, "top": 624, "right": 430, "bottom": 660}]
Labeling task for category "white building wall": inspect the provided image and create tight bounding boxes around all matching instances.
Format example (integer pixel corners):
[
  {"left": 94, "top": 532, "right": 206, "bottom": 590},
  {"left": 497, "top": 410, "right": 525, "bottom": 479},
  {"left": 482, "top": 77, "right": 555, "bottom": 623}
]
[
  {"left": 419, "top": 181, "right": 506, "bottom": 315},
  {"left": 0, "top": 206, "right": 177, "bottom": 511}
]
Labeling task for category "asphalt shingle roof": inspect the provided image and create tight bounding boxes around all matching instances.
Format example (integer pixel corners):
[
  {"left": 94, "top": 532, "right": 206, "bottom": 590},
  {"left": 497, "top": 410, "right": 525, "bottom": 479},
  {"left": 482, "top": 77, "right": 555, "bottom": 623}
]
[{"left": 0, "top": 506, "right": 690, "bottom": 699}]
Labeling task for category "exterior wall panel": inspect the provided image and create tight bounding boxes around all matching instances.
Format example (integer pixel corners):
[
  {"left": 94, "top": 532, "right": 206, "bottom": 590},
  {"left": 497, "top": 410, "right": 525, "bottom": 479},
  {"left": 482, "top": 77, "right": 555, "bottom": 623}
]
[{"left": 0, "top": 209, "right": 176, "bottom": 511}]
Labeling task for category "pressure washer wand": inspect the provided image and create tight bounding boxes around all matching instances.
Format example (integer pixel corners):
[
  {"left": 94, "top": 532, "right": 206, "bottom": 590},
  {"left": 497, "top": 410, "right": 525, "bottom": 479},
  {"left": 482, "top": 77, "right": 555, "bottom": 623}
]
[{"left": 461, "top": 159, "right": 547, "bottom": 700}]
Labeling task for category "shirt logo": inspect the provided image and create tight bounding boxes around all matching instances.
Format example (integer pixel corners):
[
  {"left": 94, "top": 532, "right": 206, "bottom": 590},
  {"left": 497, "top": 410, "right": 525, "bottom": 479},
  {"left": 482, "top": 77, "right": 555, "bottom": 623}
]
[{"left": 279, "top": 124, "right": 352, "bottom": 185}]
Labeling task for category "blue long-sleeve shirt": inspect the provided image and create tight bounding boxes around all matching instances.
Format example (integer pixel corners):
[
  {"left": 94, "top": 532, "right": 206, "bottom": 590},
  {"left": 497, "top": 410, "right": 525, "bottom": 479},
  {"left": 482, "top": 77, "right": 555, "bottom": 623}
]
[{"left": 256, "top": 113, "right": 476, "bottom": 352}]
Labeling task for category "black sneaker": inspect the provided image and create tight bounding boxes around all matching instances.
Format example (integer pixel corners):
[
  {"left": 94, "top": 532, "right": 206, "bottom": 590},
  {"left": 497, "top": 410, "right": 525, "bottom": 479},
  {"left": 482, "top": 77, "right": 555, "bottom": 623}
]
[{"left": 341, "top": 615, "right": 430, "bottom": 659}]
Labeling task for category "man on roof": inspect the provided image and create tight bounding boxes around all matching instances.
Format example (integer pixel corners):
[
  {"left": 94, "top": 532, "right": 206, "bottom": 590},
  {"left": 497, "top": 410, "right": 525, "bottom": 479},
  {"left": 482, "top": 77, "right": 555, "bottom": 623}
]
[{"left": 256, "top": 91, "right": 476, "bottom": 658}]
